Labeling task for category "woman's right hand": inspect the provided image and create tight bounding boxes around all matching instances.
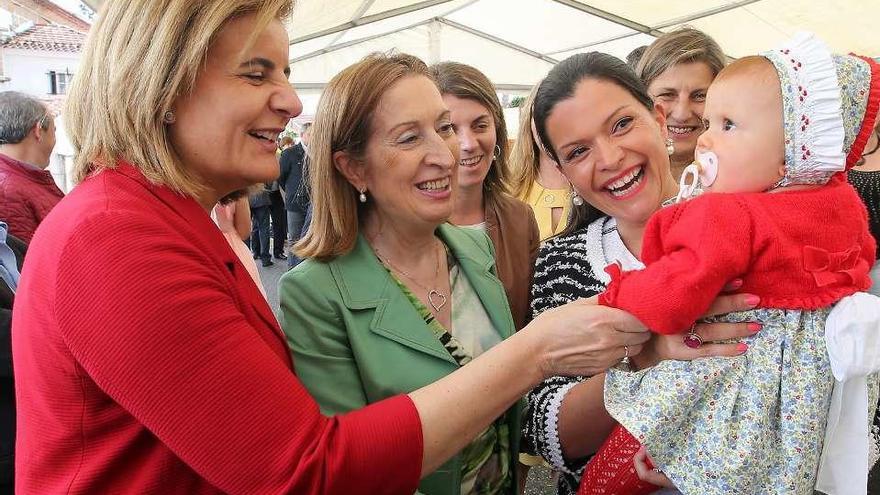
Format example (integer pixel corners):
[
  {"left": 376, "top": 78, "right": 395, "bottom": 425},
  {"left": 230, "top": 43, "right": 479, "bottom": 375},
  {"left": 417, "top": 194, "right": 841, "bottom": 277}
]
[{"left": 522, "top": 298, "right": 651, "bottom": 379}]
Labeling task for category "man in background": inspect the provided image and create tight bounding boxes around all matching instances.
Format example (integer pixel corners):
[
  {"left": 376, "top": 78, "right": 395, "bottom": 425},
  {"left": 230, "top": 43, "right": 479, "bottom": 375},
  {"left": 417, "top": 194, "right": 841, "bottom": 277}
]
[
  {"left": 0, "top": 92, "right": 63, "bottom": 242},
  {"left": 279, "top": 123, "right": 311, "bottom": 269}
]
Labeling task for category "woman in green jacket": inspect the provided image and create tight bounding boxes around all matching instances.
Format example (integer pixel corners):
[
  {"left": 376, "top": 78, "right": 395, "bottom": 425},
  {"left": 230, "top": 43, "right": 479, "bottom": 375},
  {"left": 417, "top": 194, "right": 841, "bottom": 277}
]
[{"left": 280, "top": 53, "right": 526, "bottom": 495}]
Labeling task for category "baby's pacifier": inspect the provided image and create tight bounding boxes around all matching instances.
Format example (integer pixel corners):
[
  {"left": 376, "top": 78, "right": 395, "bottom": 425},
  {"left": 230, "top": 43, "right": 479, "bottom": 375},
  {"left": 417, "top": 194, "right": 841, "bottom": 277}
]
[
  {"left": 673, "top": 151, "right": 719, "bottom": 204},
  {"left": 695, "top": 151, "right": 719, "bottom": 187}
]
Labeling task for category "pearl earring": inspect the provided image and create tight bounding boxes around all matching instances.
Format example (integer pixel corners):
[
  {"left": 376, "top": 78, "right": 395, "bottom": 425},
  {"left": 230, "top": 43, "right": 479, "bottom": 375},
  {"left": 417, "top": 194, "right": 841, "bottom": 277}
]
[
  {"left": 492, "top": 145, "right": 501, "bottom": 162},
  {"left": 359, "top": 190, "right": 367, "bottom": 203},
  {"left": 572, "top": 193, "right": 584, "bottom": 206},
  {"left": 163, "top": 111, "right": 176, "bottom": 124},
  {"left": 666, "top": 138, "right": 675, "bottom": 156}
]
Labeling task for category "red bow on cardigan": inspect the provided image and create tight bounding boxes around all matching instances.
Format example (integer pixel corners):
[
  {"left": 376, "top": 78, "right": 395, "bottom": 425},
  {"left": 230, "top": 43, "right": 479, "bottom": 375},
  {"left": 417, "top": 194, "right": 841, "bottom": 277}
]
[{"left": 803, "top": 245, "right": 862, "bottom": 287}]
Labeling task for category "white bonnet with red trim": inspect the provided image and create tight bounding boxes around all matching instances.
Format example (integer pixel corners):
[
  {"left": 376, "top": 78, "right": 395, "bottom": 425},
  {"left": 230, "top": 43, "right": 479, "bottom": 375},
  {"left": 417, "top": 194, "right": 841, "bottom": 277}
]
[{"left": 760, "top": 33, "right": 880, "bottom": 187}]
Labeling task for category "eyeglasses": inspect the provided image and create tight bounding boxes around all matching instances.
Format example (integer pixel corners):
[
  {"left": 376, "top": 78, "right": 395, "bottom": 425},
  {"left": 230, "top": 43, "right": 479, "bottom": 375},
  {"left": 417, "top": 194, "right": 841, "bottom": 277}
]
[{"left": 37, "top": 113, "right": 51, "bottom": 129}]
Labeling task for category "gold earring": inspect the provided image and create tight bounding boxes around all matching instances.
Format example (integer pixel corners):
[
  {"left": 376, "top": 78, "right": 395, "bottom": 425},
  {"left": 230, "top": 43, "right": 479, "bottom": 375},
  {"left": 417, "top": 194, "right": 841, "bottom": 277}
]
[
  {"left": 666, "top": 138, "right": 675, "bottom": 156},
  {"left": 163, "top": 111, "right": 176, "bottom": 124}
]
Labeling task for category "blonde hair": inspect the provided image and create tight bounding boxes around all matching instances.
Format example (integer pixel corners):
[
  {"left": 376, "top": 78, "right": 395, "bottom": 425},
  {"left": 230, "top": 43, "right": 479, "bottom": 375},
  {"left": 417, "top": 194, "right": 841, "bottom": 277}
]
[
  {"left": 636, "top": 27, "right": 726, "bottom": 89},
  {"left": 65, "top": 0, "right": 293, "bottom": 197},
  {"left": 509, "top": 85, "right": 542, "bottom": 199},
  {"left": 295, "top": 53, "right": 432, "bottom": 261},
  {"left": 428, "top": 61, "right": 511, "bottom": 200}
]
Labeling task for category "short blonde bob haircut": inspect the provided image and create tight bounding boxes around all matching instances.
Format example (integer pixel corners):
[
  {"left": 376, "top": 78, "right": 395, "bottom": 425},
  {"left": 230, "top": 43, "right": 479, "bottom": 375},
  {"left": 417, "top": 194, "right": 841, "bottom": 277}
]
[
  {"left": 66, "top": 0, "right": 293, "bottom": 197},
  {"left": 295, "top": 53, "right": 433, "bottom": 261}
]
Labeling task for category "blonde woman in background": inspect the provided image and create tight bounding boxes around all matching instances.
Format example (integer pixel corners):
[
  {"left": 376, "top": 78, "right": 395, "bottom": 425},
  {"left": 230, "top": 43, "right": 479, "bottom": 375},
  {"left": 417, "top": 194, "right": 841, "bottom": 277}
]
[{"left": 509, "top": 86, "right": 571, "bottom": 241}]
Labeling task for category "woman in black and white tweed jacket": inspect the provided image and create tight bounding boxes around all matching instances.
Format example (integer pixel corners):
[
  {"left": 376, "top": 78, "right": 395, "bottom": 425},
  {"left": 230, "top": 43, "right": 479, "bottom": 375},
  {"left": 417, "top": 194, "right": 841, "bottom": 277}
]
[{"left": 523, "top": 216, "right": 652, "bottom": 494}]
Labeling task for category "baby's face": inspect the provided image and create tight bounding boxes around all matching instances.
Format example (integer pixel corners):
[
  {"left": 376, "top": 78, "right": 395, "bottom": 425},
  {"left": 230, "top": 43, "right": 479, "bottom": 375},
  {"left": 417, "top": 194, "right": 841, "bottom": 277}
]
[{"left": 696, "top": 62, "right": 786, "bottom": 193}]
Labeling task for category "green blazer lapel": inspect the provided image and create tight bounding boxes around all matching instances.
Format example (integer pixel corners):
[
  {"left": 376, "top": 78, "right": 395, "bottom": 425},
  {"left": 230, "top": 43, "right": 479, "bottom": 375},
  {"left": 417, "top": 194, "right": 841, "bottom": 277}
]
[
  {"left": 438, "top": 224, "right": 516, "bottom": 339},
  {"left": 330, "top": 234, "right": 458, "bottom": 365}
]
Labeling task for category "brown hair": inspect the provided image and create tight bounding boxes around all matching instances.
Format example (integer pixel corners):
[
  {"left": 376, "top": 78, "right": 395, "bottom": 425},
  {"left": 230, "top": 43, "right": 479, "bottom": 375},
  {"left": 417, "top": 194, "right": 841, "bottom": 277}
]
[
  {"left": 636, "top": 27, "right": 726, "bottom": 89},
  {"left": 66, "top": 0, "right": 293, "bottom": 197},
  {"left": 295, "top": 53, "right": 433, "bottom": 261},
  {"left": 429, "top": 61, "right": 511, "bottom": 201}
]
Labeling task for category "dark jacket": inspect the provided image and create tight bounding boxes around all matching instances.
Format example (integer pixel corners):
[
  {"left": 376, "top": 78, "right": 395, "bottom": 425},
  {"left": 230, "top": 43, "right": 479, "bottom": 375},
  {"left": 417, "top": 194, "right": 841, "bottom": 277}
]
[
  {"left": 0, "top": 153, "right": 64, "bottom": 243},
  {"left": 485, "top": 193, "right": 540, "bottom": 331},
  {"left": 1, "top": 231, "right": 25, "bottom": 484},
  {"left": 278, "top": 143, "right": 310, "bottom": 212},
  {"left": 248, "top": 187, "right": 272, "bottom": 209}
]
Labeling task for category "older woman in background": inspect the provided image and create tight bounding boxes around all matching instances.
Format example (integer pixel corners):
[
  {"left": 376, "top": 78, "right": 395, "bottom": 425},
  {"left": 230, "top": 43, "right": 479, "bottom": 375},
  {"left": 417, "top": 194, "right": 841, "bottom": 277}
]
[
  {"left": 636, "top": 27, "right": 726, "bottom": 181},
  {"left": 12, "top": 2, "right": 653, "bottom": 493},
  {"left": 510, "top": 86, "right": 572, "bottom": 241},
  {"left": 429, "top": 62, "right": 540, "bottom": 331}
]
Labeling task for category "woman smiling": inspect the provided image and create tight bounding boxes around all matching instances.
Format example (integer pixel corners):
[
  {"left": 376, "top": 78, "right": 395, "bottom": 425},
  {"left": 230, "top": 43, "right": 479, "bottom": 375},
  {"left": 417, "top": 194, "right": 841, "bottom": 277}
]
[
  {"left": 523, "top": 52, "right": 758, "bottom": 494},
  {"left": 430, "top": 62, "right": 540, "bottom": 332},
  {"left": 636, "top": 28, "right": 726, "bottom": 181}
]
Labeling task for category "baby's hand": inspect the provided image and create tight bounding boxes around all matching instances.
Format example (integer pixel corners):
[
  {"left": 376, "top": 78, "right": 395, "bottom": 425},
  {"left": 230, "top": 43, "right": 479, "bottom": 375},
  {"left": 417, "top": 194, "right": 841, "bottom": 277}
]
[{"left": 633, "top": 445, "right": 675, "bottom": 488}]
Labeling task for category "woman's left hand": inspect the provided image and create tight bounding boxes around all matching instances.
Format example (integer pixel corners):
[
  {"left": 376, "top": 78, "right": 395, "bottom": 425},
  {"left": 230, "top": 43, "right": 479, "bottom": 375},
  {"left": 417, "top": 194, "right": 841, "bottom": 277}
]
[
  {"left": 631, "top": 280, "right": 760, "bottom": 369},
  {"left": 633, "top": 446, "right": 675, "bottom": 487}
]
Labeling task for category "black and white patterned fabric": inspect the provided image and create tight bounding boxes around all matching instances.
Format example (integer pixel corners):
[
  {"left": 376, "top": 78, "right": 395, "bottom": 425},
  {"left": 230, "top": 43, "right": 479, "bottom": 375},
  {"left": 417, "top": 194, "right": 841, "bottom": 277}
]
[{"left": 523, "top": 216, "right": 642, "bottom": 495}]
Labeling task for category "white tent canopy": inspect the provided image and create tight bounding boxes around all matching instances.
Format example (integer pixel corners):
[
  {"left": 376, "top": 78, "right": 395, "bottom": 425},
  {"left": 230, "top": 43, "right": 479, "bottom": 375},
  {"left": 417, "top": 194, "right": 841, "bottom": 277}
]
[{"left": 287, "top": 0, "right": 879, "bottom": 90}]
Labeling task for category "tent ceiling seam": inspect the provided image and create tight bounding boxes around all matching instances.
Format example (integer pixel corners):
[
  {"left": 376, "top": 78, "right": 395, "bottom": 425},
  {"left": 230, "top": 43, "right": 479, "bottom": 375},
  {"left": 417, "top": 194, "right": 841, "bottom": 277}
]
[
  {"left": 435, "top": 17, "right": 558, "bottom": 64},
  {"left": 292, "top": 14, "right": 560, "bottom": 67},
  {"left": 290, "top": 18, "right": 435, "bottom": 64},
  {"left": 324, "top": 0, "right": 379, "bottom": 46},
  {"left": 544, "top": 0, "right": 763, "bottom": 56},
  {"left": 548, "top": 0, "right": 664, "bottom": 37},
  {"left": 289, "top": 0, "right": 454, "bottom": 45}
]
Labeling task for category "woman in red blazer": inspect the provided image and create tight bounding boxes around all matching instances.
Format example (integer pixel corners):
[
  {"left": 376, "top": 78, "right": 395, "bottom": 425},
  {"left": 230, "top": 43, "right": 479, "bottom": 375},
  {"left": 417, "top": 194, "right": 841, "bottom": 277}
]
[{"left": 9, "top": 1, "right": 674, "bottom": 494}]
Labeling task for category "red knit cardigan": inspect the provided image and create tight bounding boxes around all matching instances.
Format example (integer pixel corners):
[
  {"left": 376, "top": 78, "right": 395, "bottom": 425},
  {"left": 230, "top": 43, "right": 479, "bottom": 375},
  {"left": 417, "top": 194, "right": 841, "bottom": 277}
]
[
  {"left": 599, "top": 175, "right": 875, "bottom": 334},
  {"left": 12, "top": 164, "right": 423, "bottom": 494}
]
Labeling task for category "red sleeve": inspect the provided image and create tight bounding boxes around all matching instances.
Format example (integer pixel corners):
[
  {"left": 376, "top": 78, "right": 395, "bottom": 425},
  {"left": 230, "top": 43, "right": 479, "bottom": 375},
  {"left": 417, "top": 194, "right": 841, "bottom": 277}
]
[
  {"left": 598, "top": 195, "right": 754, "bottom": 334},
  {"left": 54, "top": 211, "right": 423, "bottom": 495}
]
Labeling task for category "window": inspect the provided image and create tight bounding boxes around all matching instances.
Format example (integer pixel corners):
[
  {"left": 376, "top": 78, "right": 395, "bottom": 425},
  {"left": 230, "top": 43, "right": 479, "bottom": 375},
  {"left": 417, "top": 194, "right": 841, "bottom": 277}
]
[{"left": 48, "top": 70, "right": 73, "bottom": 95}]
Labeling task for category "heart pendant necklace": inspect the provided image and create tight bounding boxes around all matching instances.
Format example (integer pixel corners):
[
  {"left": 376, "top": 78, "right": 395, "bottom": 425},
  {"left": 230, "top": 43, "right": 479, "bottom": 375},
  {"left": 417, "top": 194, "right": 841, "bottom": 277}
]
[
  {"left": 427, "top": 289, "right": 447, "bottom": 311},
  {"left": 372, "top": 238, "right": 449, "bottom": 313}
]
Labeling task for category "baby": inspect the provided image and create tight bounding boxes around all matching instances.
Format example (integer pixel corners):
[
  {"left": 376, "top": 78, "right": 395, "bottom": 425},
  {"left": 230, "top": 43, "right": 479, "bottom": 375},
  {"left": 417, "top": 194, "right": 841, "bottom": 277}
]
[{"left": 579, "top": 34, "right": 880, "bottom": 494}]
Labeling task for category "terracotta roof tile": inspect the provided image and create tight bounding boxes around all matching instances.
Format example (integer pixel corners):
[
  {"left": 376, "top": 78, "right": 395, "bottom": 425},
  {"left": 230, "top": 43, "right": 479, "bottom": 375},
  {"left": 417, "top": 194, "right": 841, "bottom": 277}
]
[{"left": 2, "top": 24, "right": 85, "bottom": 53}]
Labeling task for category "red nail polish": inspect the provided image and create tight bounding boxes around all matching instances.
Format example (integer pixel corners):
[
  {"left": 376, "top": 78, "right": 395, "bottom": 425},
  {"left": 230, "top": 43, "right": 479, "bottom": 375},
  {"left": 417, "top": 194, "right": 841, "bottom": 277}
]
[
  {"left": 736, "top": 343, "right": 749, "bottom": 353},
  {"left": 747, "top": 323, "right": 762, "bottom": 333},
  {"left": 745, "top": 295, "right": 760, "bottom": 307}
]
